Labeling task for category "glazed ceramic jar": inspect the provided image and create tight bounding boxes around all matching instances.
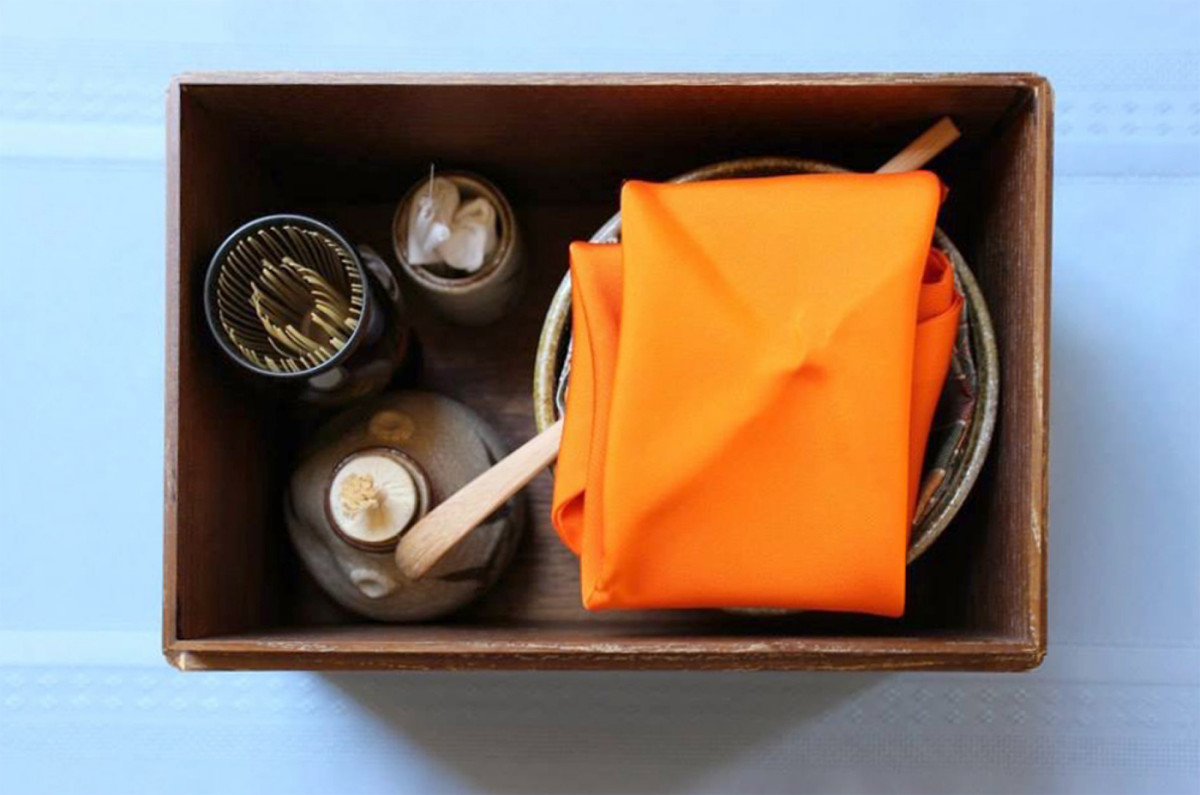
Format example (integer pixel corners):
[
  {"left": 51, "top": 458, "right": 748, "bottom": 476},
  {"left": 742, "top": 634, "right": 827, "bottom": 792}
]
[{"left": 285, "top": 390, "right": 525, "bottom": 621}]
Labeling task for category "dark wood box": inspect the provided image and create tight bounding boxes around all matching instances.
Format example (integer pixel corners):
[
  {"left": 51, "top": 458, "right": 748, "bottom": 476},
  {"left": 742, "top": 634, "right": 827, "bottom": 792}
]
[{"left": 165, "top": 73, "right": 1051, "bottom": 671}]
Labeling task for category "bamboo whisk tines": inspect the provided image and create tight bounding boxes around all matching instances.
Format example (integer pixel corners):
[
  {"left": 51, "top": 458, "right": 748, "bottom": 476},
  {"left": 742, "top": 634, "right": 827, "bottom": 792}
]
[{"left": 214, "top": 224, "right": 364, "bottom": 374}]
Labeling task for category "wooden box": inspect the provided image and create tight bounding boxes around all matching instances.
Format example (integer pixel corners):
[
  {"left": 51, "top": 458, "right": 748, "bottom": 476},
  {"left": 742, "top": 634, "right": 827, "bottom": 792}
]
[{"left": 165, "top": 73, "right": 1051, "bottom": 671}]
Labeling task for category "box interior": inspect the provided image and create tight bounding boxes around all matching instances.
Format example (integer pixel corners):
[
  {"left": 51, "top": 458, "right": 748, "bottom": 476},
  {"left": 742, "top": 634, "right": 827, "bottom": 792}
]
[{"left": 167, "top": 77, "right": 1047, "bottom": 667}]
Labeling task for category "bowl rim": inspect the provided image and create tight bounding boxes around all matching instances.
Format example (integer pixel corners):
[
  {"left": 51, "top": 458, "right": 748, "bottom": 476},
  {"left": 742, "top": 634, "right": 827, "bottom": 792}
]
[{"left": 532, "top": 156, "right": 999, "bottom": 564}]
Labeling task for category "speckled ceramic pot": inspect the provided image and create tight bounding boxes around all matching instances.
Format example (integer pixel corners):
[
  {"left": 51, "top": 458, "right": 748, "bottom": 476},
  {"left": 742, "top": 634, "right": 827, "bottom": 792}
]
[
  {"left": 533, "top": 157, "right": 999, "bottom": 564},
  {"left": 285, "top": 391, "right": 525, "bottom": 621}
]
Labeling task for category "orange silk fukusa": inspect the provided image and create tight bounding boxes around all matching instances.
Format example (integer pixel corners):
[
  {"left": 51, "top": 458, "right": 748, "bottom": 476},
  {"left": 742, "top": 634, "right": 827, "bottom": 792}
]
[{"left": 552, "top": 172, "right": 962, "bottom": 615}]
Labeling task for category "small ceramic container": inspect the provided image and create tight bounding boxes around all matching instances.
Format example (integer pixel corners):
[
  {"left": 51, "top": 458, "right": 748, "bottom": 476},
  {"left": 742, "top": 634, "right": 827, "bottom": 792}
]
[
  {"left": 204, "top": 214, "right": 416, "bottom": 406},
  {"left": 285, "top": 390, "right": 526, "bottom": 621},
  {"left": 392, "top": 171, "right": 525, "bottom": 325},
  {"left": 533, "top": 157, "right": 999, "bottom": 565}
]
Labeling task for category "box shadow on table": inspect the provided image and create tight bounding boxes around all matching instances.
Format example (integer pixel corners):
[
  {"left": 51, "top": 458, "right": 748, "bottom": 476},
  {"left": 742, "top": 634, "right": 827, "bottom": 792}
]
[{"left": 323, "top": 670, "right": 881, "bottom": 794}]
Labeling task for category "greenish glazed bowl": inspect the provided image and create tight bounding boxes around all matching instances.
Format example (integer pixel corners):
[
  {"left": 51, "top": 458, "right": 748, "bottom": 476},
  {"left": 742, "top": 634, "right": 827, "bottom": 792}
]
[{"left": 534, "top": 157, "right": 999, "bottom": 564}]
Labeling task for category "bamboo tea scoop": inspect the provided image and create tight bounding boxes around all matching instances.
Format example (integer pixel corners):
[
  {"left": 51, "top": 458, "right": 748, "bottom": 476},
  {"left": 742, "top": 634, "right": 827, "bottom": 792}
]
[{"left": 395, "top": 116, "right": 962, "bottom": 580}]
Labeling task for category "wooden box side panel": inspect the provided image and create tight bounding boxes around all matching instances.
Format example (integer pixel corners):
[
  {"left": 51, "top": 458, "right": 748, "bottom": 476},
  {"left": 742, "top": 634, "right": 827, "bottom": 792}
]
[
  {"left": 180, "top": 75, "right": 1026, "bottom": 205},
  {"left": 165, "top": 82, "right": 288, "bottom": 644},
  {"left": 967, "top": 79, "right": 1052, "bottom": 651},
  {"left": 165, "top": 625, "right": 1045, "bottom": 672}
]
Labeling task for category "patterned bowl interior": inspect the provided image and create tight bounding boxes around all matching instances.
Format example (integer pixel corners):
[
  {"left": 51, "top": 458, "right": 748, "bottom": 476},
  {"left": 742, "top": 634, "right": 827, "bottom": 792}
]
[{"left": 533, "top": 157, "right": 999, "bottom": 563}]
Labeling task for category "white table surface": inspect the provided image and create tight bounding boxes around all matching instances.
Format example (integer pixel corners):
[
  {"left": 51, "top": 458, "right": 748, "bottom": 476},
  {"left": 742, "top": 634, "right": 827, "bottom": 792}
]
[{"left": 1, "top": 1, "right": 1197, "bottom": 793}]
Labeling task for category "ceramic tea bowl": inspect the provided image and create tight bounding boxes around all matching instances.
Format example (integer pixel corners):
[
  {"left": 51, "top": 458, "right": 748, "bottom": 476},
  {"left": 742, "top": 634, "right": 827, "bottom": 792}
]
[{"left": 533, "top": 157, "right": 999, "bottom": 564}]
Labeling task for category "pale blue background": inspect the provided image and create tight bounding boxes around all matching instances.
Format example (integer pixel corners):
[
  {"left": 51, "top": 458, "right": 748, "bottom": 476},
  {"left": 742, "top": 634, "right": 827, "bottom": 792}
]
[{"left": 1, "top": 1, "right": 1198, "bottom": 793}]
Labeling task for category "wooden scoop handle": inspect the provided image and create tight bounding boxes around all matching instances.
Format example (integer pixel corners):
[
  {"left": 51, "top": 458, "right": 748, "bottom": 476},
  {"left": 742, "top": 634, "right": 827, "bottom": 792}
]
[
  {"left": 395, "top": 116, "right": 960, "bottom": 580},
  {"left": 876, "top": 117, "right": 960, "bottom": 174},
  {"left": 396, "top": 419, "right": 563, "bottom": 579}
]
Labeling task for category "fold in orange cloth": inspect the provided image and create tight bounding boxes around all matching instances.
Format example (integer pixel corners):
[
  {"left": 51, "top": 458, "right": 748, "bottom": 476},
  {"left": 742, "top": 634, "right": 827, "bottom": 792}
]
[{"left": 552, "top": 172, "right": 963, "bottom": 615}]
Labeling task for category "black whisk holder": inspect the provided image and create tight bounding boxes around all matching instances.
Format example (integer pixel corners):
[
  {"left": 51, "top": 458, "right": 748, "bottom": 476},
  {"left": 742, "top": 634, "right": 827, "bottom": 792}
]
[{"left": 203, "top": 214, "right": 413, "bottom": 405}]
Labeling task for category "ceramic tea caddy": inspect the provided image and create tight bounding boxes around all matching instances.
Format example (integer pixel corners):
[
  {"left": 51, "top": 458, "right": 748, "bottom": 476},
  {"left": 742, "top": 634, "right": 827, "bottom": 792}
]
[{"left": 285, "top": 390, "right": 526, "bottom": 621}]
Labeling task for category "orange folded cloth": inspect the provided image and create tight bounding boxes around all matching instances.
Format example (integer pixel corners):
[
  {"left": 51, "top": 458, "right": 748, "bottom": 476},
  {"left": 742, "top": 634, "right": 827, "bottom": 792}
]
[{"left": 552, "top": 172, "right": 962, "bottom": 615}]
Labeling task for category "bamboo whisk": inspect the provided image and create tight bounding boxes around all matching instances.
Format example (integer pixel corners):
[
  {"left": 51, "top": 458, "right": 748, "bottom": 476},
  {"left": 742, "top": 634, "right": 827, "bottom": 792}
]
[{"left": 214, "top": 224, "right": 365, "bottom": 374}]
